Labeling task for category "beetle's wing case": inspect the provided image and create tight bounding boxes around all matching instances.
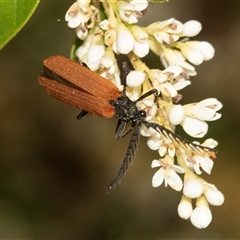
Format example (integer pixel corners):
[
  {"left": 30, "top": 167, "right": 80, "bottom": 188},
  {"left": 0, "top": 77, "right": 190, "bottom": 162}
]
[
  {"left": 38, "top": 76, "right": 115, "bottom": 118},
  {"left": 43, "top": 55, "right": 121, "bottom": 100}
]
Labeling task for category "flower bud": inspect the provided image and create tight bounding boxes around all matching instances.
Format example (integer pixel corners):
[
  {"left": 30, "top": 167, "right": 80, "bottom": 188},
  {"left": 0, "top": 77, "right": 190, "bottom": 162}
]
[
  {"left": 183, "top": 178, "right": 203, "bottom": 198},
  {"left": 126, "top": 70, "right": 146, "bottom": 88},
  {"left": 191, "top": 206, "right": 212, "bottom": 229},
  {"left": 178, "top": 195, "right": 193, "bottom": 219},
  {"left": 115, "top": 24, "right": 134, "bottom": 54},
  {"left": 190, "top": 196, "right": 212, "bottom": 229},
  {"left": 182, "top": 20, "right": 202, "bottom": 37},
  {"left": 168, "top": 105, "right": 185, "bottom": 125},
  {"left": 204, "top": 184, "right": 225, "bottom": 206},
  {"left": 133, "top": 41, "right": 149, "bottom": 58}
]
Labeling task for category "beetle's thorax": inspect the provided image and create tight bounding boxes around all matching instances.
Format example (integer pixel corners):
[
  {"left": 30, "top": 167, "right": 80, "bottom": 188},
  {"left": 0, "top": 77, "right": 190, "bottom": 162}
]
[{"left": 110, "top": 93, "right": 141, "bottom": 122}]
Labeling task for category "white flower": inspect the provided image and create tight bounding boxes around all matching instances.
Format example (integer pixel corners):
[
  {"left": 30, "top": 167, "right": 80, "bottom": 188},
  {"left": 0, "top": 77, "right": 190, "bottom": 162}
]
[
  {"left": 114, "top": 24, "right": 134, "bottom": 54},
  {"left": 182, "top": 47, "right": 204, "bottom": 65},
  {"left": 140, "top": 124, "right": 159, "bottom": 137},
  {"left": 65, "top": 1, "right": 95, "bottom": 40},
  {"left": 148, "top": 69, "right": 167, "bottom": 85},
  {"left": 151, "top": 156, "right": 184, "bottom": 191},
  {"left": 162, "top": 48, "right": 197, "bottom": 76},
  {"left": 91, "top": 49, "right": 122, "bottom": 87},
  {"left": 168, "top": 99, "right": 222, "bottom": 138},
  {"left": 183, "top": 178, "right": 203, "bottom": 198},
  {"left": 76, "top": 24, "right": 89, "bottom": 40},
  {"left": 173, "top": 77, "right": 191, "bottom": 91},
  {"left": 201, "top": 138, "right": 218, "bottom": 149},
  {"left": 188, "top": 154, "right": 214, "bottom": 175},
  {"left": 190, "top": 196, "right": 212, "bottom": 229},
  {"left": 131, "top": 0, "right": 148, "bottom": 12},
  {"left": 162, "top": 65, "right": 183, "bottom": 79},
  {"left": 119, "top": 0, "right": 148, "bottom": 24},
  {"left": 179, "top": 192, "right": 215, "bottom": 228},
  {"left": 203, "top": 183, "right": 225, "bottom": 206},
  {"left": 168, "top": 104, "right": 185, "bottom": 125},
  {"left": 197, "top": 41, "right": 215, "bottom": 61},
  {"left": 162, "top": 65, "right": 192, "bottom": 91},
  {"left": 148, "top": 18, "right": 183, "bottom": 44},
  {"left": 133, "top": 40, "right": 149, "bottom": 57},
  {"left": 178, "top": 195, "right": 193, "bottom": 219},
  {"left": 169, "top": 99, "right": 222, "bottom": 135},
  {"left": 180, "top": 41, "right": 215, "bottom": 65},
  {"left": 146, "top": 130, "right": 176, "bottom": 157},
  {"left": 182, "top": 20, "right": 202, "bottom": 37},
  {"left": 149, "top": 65, "right": 191, "bottom": 93},
  {"left": 119, "top": 2, "right": 137, "bottom": 24},
  {"left": 100, "top": 52, "right": 115, "bottom": 70},
  {"left": 182, "top": 116, "right": 208, "bottom": 138},
  {"left": 191, "top": 206, "right": 212, "bottom": 229},
  {"left": 159, "top": 82, "right": 178, "bottom": 98},
  {"left": 131, "top": 26, "right": 148, "bottom": 43},
  {"left": 126, "top": 70, "right": 146, "bottom": 88},
  {"left": 87, "top": 38, "right": 105, "bottom": 63},
  {"left": 136, "top": 101, "right": 157, "bottom": 122},
  {"left": 65, "top": 3, "right": 82, "bottom": 28},
  {"left": 65, "top": 1, "right": 92, "bottom": 28},
  {"left": 147, "top": 132, "right": 162, "bottom": 150},
  {"left": 75, "top": 31, "right": 94, "bottom": 61},
  {"left": 99, "top": 19, "right": 117, "bottom": 46},
  {"left": 76, "top": 32, "right": 105, "bottom": 63},
  {"left": 159, "top": 139, "right": 175, "bottom": 158},
  {"left": 127, "top": 26, "right": 149, "bottom": 57},
  {"left": 126, "top": 88, "right": 141, "bottom": 102},
  {"left": 189, "top": 98, "right": 222, "bottom": 121}
]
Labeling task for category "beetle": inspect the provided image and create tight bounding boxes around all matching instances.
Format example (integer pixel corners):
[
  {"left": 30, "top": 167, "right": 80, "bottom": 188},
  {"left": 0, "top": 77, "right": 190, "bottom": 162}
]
[{"left": 38, "top": 55, "right": 215, "bottom": 193}]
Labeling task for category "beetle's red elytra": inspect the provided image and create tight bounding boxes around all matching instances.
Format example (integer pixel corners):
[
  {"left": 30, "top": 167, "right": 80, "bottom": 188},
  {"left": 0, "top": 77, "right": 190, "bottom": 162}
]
[{"left": 38, "top": 55, "right": 121, "bottom": 118}]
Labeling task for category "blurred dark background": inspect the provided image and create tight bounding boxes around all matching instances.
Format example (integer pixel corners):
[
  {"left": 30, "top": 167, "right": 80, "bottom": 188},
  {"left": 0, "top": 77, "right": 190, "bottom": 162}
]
[{"left": 0, "top": 1, "right": 239, "bottom": 238}]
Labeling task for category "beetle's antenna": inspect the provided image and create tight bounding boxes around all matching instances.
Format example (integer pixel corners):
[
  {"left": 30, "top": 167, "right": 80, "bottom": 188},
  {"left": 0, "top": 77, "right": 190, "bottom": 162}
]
[
  {"left": 134, "top": 89, "right": 158, "bottom": 103},
  {"left": 122, "top": 62, "right": 129, "bottom": 92},
  {"left": 142, "top": 120, "right": 216, "bottom": 156},
  {"left": 106, "top": 125, "right": 141, "bottom": 193}
]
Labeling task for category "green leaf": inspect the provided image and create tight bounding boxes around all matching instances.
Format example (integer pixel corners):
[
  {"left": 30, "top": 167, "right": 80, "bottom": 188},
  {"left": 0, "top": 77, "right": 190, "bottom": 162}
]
[
  {"left": 0, "top": 0, "right": 39, "bottom": 50},
  {"left": 70, "top": 37, "right": 83, "bottom": 62}
]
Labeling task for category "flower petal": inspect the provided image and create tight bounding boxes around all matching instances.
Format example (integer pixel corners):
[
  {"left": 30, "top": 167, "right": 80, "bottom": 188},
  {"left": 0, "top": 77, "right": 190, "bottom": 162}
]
[
  {"left": 152, "top": 168, "right": 165, "bottom": 187},
  {"left": 190, "top": 206, "right": 212, "bottom": 229},
  {"left": 168, "top": 169, "right": 183, "bottom": 191},
  {"left": 151, "top": 159, "right": 161, "bottom": 168},
  {"left": 182, "top": 117, "right": 208, "bottom": 138},
  {"left": 183, "top": 178, "right": 203, "bottom": 198},
  {"left": 168, "top": 105, "right": 185, "bottom": 125}
]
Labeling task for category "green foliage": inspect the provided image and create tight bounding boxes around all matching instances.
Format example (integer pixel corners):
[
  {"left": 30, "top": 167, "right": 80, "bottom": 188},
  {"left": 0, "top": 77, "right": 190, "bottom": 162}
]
[{"left": 0, "top": 0, "right": 39, "bottom": 50}]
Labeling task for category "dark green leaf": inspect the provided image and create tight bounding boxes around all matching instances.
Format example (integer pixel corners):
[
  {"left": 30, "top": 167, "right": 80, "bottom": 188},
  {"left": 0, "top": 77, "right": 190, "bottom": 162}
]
[{"left": 0, "top": 0, "right": 39, "bottom": 50}]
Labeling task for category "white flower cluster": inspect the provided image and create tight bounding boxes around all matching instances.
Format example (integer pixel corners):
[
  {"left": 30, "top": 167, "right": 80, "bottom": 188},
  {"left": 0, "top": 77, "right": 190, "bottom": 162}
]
[{"left": 65, "top": 0, "right": 224, "bottom": 228}]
